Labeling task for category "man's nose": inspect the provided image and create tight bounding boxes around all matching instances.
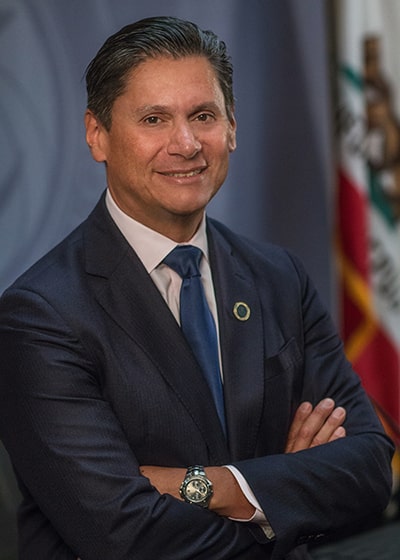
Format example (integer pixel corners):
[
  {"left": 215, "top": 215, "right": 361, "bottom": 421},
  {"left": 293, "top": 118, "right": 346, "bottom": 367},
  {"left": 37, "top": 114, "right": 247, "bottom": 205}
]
[{"left": 167, "top": 122, "right": 201, "bottom": 158}]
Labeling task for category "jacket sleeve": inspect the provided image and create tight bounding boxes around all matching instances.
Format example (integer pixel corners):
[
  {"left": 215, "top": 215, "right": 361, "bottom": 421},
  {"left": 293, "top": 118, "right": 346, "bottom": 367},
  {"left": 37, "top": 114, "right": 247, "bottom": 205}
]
[
  {"left": 232, "top": 253, "right": 394, "bottom": 559},
  {"left": 0, "top": 287, "right": 270, "bottom": 560}
]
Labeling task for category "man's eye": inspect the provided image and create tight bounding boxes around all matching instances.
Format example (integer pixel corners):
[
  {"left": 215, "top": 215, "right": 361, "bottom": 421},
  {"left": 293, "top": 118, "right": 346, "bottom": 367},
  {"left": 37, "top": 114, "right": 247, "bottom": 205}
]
[
  {"left": 144, "top": 116, "right": 160, "bottom": 125},
  {"left": 196, "top": 113, "right": 213, "bottom": 122}
]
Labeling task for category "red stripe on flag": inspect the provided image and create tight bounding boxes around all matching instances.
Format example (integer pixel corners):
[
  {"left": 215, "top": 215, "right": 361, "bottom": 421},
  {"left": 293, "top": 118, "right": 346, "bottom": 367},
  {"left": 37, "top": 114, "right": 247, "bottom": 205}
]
[
  {"left": 338, "top": 169, "right": 369, "bottom": 281},
  {"left": 354, "top": 327, "right": 400, "bottom": 431}
]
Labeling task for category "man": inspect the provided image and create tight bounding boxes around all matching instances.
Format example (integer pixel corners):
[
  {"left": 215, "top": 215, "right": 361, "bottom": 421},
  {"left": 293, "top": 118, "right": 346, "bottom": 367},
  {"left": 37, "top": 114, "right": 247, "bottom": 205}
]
[{"left": 0, "top": 16, "right": 394, "bottom": 560}]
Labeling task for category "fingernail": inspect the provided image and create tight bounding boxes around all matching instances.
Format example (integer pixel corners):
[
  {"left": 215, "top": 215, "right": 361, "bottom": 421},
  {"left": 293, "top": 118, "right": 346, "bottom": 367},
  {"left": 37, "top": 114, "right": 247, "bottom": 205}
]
[
  {"left": 300, "top": 401, "right": 312, "bottom": 413},
  {"left": 334, "top": 426, "right": 346, "bottom": 437},
  {"left": 321, "top": 398, "right": 334, "bottom": 409},
  {"left": 332, "top": 407, "right": 345, "bottom": 419}
]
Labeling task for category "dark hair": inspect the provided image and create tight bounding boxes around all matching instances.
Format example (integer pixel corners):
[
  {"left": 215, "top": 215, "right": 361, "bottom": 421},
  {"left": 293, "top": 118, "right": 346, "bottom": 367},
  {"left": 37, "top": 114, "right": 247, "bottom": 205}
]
[{"left": 85, "top": 16, "right": 234, "bottom": 130}]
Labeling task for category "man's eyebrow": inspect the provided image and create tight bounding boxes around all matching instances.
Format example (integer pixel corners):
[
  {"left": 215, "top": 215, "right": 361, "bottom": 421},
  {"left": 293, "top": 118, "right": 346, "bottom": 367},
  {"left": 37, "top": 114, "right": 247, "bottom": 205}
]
[
  {"left": 134, "top": 102, "right": 223, "bottom": 116},
  {"left": 134, "top": 105, "right": 170, "bottom": 116},
  {"left": 190, "top": 102, "right": 222, "bottom": 114}
]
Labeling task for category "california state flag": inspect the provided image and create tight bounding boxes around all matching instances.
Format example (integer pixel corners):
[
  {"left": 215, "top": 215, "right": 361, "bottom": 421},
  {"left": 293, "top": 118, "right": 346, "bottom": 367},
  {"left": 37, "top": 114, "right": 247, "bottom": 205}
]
[{"left": 336, "top": 0, "right": 400, "bottom": 491}]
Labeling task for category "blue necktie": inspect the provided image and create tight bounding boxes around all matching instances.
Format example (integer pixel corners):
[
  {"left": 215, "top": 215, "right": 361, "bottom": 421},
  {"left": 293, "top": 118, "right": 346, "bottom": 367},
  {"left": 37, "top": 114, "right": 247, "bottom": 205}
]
[{"left": 163, "top": 245, "right": 226, "bottom": 433}]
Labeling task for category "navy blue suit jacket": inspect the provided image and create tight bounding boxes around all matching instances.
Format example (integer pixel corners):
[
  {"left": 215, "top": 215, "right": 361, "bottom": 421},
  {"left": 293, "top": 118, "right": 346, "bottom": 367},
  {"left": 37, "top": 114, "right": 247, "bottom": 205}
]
[{"left": 0, "top": 194, "right": 393, "bottom": 559}]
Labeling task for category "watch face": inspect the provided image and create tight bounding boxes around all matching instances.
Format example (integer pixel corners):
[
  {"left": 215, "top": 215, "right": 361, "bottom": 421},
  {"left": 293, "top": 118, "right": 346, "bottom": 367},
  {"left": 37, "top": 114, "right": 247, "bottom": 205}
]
[{"left": 186, "top": 477, "right": 209, "bottom": 502}]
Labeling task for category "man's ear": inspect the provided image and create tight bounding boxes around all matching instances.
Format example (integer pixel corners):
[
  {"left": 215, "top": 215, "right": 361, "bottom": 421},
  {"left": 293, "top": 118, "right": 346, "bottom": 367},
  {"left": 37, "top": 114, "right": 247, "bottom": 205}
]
[
  {"left": 228, "top": 114, "right": 237, "bottom": 153},
  {"left": 84, "top": 109, "right": 108, "bottom": 162}
]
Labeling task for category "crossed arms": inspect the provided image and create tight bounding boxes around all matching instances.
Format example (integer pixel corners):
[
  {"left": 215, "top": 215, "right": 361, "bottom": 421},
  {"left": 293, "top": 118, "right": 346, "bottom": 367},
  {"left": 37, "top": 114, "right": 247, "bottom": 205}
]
[{"left": 141, "top": 397, "right": 347, "bottom": 520}]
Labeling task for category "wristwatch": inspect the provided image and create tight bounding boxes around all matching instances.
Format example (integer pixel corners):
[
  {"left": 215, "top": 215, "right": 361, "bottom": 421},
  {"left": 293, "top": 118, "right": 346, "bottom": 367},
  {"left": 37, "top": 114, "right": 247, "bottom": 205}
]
[{"left": 179, "top": 465, "right": 213, "bottom": 507}]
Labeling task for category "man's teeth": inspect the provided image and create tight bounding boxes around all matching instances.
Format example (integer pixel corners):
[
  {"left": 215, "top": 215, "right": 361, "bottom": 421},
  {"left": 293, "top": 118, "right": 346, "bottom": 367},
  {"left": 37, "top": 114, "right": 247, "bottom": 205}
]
[{"left": 164, "top": 169, "right": 202, "bottom": 178}]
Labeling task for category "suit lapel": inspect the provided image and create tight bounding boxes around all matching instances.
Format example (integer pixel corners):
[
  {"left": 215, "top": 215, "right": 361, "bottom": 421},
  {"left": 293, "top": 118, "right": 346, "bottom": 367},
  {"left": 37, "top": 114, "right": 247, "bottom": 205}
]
[
  {"left": 83, "top": 198, "right": 229, "bottom": 464},
  {"left": 208, "top": 221, "right": 265, "bottom": 462}
]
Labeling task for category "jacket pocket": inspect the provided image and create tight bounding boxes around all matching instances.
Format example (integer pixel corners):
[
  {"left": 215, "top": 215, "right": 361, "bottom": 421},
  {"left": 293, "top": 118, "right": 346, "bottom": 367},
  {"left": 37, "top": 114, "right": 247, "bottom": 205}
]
[{"left": 264, "top": 337, "right": 302, "bottom": 379}]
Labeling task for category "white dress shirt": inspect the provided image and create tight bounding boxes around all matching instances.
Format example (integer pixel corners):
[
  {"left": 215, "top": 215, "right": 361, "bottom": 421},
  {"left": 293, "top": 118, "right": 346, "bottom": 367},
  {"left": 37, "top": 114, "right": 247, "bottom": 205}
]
[{"left": 105, "top": 190, "right": 273, "bottom": 538}]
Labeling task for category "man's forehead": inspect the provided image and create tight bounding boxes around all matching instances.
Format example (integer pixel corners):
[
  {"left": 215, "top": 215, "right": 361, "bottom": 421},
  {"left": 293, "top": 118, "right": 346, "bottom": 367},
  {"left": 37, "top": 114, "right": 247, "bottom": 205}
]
[
  {"left": 119, "top": 56, "right": 225, "bottom": 109},
  {"left": 125, "top": 54, "right": 217, "bottom": 83}
]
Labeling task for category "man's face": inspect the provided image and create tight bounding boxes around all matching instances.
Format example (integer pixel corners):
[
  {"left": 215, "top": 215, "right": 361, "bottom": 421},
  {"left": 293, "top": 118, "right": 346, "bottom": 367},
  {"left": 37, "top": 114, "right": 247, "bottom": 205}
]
[{"left": 86, "top": 55, "right": 236, "bottom": 241}]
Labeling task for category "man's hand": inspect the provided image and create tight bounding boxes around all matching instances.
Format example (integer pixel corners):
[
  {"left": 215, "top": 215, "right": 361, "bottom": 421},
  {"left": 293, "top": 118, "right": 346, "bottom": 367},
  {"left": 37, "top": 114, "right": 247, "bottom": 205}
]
[
  {"left": 139, "top": 465, "right": 184, "bottom": 500},
  {"left": 285, "top": 398, "right": 346, "bottom": 453}
]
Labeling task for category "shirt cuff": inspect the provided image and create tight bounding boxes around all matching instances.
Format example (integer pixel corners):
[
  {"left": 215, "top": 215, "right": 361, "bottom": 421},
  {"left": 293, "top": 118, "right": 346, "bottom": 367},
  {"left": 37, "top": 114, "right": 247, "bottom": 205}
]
[{"left": 224, "top": 465, "right": 275, "bottom": 540}]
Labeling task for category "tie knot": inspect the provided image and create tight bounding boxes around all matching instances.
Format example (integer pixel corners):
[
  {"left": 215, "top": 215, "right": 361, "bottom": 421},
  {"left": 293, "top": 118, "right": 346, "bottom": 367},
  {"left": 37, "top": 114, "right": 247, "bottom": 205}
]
[{"left": 163, "top": 245, "right": 203, "bottom": 279}]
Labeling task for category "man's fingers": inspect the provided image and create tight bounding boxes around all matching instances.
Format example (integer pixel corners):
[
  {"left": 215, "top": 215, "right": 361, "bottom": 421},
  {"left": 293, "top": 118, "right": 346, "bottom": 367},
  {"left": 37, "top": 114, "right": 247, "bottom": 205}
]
[
  {"left": 286, "top": 398, "right": 347, "bottom": 453},
  {"left": 309, "top": 406, "right": 346, "bottom": 447},
  {"left": 285, "top": 401, "right": 313, "bottom": 452},
  {"left": 292, "top": 398, "right": 335, "bottom": 451},
  {"left": 328, "top": 425, "right": 347, "bottom": 443}
]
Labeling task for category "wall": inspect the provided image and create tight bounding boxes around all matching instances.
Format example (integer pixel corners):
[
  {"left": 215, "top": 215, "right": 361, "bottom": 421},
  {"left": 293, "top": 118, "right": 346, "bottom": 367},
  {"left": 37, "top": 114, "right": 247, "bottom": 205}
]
[{"left": 0, "top": 1, "right": 333, "bottom": 557}]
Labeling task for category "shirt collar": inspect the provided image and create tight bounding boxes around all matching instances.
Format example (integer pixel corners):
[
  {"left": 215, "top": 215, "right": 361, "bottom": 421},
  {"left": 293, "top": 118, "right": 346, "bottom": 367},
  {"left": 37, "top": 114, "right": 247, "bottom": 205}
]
[{"left": 105, "top": 189, "right": 209, "bottom": 273}]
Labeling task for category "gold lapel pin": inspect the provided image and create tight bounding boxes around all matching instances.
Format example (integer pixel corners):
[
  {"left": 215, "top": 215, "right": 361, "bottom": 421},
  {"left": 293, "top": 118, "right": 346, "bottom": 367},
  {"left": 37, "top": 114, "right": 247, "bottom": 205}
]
[{"left": 233, "top": 302, "right": 251, "bottom": 321}]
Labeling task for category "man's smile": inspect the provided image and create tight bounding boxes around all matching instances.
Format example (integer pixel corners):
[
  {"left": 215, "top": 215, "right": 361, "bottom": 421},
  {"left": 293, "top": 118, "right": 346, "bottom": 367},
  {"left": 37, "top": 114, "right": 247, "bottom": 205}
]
[{"left": 159, "top": 167, "right": 206, "bottom": 178}]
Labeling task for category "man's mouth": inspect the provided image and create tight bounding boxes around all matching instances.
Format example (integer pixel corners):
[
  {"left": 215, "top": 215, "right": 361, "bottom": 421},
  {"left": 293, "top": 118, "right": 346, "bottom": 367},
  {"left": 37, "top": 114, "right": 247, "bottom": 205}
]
[{"left": 161, "top": 168, "right": 205, "bottom": 178}]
